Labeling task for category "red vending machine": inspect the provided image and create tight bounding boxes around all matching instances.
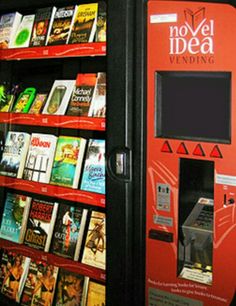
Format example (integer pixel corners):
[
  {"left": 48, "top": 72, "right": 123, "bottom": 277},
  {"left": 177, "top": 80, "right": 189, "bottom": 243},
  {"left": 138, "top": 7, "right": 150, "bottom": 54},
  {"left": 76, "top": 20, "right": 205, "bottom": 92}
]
[{"left": 146, "top": 1, "right": 236, "bottom": 305}]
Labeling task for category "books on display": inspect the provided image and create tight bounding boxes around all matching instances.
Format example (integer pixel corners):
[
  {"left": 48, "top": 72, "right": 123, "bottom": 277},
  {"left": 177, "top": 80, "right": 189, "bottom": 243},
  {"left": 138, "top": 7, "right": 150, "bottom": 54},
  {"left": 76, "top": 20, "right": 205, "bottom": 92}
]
[
  {"left": 0, "top": 131, "right": 30, "bottom": 178},
  {"left": 81, "top": 211, "right": 106, "bottom": 270},
  {"left": 0, "top": 192, "right": 31, "bottom": 244},
  {"left": 80, "top": 139, "right": 105, "bottom": 194},
  {"left": 50, "top": 135, "right": 87, "bottom": 189},
  {"left": 89, "top": 72, "right": 106, "bottom": 117},
  {"left": 42, "top": 80, "right": 75, "bottom": 115},
  {"left": 9, "top": 14, "right": 35, "bottom": 48},
  {"left": 23, "top": 198, "right": 59, "bottom": 252},
  {"left": 95, "top": 1, "right": 107, "bottom": 42},
  {"left": 50, "top": 203, "right": 88, "bottom": 260},
  {"left": 28, "top": 93, "right": 48, "bottom": 114},
  {"left": 68, "top": 3, "right": 98, "bottom": 44},
  {"left": 0, "top": 12, "right": 22, "bottom": 49},
  {"left": 86, "top": 281, "right": 106, "bottom": 306},
  {"left": 23, "top": 133, "right": 57, "bottom": 184},
  {"left": 12, "top": 87, "right": 36, "bottom": 113}
]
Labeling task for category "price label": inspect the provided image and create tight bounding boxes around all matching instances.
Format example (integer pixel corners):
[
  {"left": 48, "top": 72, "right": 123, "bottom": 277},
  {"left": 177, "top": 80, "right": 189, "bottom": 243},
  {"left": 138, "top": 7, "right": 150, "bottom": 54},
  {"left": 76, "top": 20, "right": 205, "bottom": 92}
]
[
  {"left": 42, "top": 118, "right": 48, "bottom": 124},
  {"left": 41, "top": 187, "right": 47, "bottom": 193}
]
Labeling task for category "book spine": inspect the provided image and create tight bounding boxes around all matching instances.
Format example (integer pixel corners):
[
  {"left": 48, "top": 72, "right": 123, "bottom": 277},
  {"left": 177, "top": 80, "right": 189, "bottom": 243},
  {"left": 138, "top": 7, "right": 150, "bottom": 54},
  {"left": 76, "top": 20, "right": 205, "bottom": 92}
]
[
  {"left": 88, "top": 9, "right": 98, "bottom": 43},
  {"left": 16, "top": 257, "right": 31, "bottom": 303},
  {"left": 74, "top": 208, "right": 88, "bottom": 260},
  {"left": 82, "top": 276, "right": 90, "bottom": 306},
  {"left": 73, "top": 138, "right": 87, "bottom": 188},
  {"left": 17, "top": 134, "right": 30, "bottom": 179},
  {"left": 19, "top": 197, "right": 32, "bottom": 243},
  {"left": 66, "top": 5, "right": 78, "bottom": 44},
  {"left": 45, "top": 7, "right": 57, "bottom": 46},
  {"left": 44, "top": 202, "right": 59, "bottom": 252}
]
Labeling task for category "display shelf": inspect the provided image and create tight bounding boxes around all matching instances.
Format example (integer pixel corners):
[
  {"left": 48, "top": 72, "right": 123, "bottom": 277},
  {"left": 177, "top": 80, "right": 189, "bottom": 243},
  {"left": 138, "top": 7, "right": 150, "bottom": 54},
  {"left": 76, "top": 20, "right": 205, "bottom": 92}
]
[
  {"left": 0, "top": 238, "right": 106, "bottom": 282},
  {"left": 0, "top": 176, "right": 105, "bottom": 207},
  {"left": 0, "top": 113, "right": 106, "bottom": 131},
  {"left": 0, "top": 42, "right": 106, "bottom": 61}
]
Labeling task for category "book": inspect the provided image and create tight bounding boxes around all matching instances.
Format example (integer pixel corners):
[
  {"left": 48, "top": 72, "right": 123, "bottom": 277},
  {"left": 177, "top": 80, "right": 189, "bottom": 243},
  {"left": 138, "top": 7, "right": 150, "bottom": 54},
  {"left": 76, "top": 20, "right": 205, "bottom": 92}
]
[
  {"left": 47, "top": 6, "right": 75, "bottom": 46},
  {"left": 95, "top": 2, "right": 106, "bottom": 42},
  {"left": 21, "top": 261, "right": 58, "bottom": 306},
  {"left": 51, "top": 203, "right": 88, "bottom": 260},
  {"left": 23, "top": 133, "right": 57, "bottom": 184},
  {"left": 68, "top": 3, "right": 98, "bottom": 44},
  {"left": 42, "top": 80, "right": 75, "bottom": 115},
  {"left": 89, "top": 72, "right": 106, "bottom": 117},
  {"left": 81, "top": 211, "right": 106, "bottom": 270},
  {"left": 0, "top": 82, "right": 15, "bottom": 112},
  {"left": 86, "top": 281, "right": 106, "bottom": 306},
  {"left": 54, "top": 268, "right": 89, "bottom": 306},
  {"left": 50, "top": 136, "right": 87, "bottom": 188},
  {"left": 9, "top": 14, "right": 35, "bottom": 48},
  {"left": 66, "top": 73, "right": 97, "bottom": 117},
  {"left": 0, "top": 250, "right": 30, "bottom": 303},
  {"left": 28, "top": 93, "right": 48, "bottom": 114},
  {"left": 23, "top": 198, "right": 59, "bottom": 252},
  {"left": 0, "top": 192, "right": 31, "bottom": 243},
  {"left": 80, "top": 139, "right": 105, "bottom": 194},
  {"left": 29, "top": 7, "right": 57, "bottom": 47},
  {"left": 12, "top": 87, "right": 36, "bottom": 113},
  {"left": 0, "top": 131, "right": 30, "bottom": 178},
  {"left": 0, "top": 12, "right": 22, "bottom": 49}
]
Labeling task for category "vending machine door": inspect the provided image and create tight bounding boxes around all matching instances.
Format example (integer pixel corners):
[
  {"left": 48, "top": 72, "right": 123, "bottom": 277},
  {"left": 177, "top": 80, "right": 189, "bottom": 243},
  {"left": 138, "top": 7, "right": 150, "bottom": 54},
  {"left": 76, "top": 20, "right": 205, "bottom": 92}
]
[{"left": 146, "top": 1, "right": 236, "bottom": 305}]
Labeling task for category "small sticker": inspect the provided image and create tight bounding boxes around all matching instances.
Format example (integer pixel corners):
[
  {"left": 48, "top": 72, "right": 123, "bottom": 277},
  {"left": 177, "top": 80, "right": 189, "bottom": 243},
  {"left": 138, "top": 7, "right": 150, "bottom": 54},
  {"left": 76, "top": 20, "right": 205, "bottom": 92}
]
[
  {"left": 150, "top": 13, "right": 177, "bottom": 24},
  {"left": 157, "top": 183, "right": 171, "bottom": 212},
  {"left": 216, "top": 174, "right": 236, "bottom": 186},
  {"left": 154, "top": 215, "right": 173, "bottom": 227}
]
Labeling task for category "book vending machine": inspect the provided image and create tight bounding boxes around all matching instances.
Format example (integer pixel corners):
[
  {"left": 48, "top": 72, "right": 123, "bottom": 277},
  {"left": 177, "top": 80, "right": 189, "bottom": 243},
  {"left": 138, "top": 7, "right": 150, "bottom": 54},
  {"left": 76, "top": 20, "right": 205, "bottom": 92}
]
[{"left": 146, "top": 1, "right": 236, "bottom": 305}]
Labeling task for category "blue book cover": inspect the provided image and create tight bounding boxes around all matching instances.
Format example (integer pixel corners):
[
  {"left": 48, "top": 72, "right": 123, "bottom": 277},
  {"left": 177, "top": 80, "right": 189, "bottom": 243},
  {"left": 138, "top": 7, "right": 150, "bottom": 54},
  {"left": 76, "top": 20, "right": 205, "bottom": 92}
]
[
  {"left": 0, "top": 193, "right": 31, "bottom": 243},
  {"left": 80, "top": 139, "right": 105, "bottom": 194}
]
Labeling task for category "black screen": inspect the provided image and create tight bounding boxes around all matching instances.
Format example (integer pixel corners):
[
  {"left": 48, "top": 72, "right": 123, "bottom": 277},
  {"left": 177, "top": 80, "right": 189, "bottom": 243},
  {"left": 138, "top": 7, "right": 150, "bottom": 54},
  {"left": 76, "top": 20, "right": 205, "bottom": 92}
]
[{"left": 156, "top": 71, "right": 231, "bottom": 143}]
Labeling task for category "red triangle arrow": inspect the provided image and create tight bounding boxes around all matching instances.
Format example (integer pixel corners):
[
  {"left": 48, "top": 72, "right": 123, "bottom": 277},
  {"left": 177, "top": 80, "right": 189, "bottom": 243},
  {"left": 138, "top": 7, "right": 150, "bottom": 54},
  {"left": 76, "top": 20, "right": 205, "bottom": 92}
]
[
  {"left": 210, "top": 145, "right": 222, "bottom": 158},
  {"left": 177, "top": 142, "right": 188, "bottom": 155},
  {"left": 161, "top": 141, "right": 173, "bottom": 153},
  {"left": 193, "top": 144, "right": 205, "bottom": 156}
]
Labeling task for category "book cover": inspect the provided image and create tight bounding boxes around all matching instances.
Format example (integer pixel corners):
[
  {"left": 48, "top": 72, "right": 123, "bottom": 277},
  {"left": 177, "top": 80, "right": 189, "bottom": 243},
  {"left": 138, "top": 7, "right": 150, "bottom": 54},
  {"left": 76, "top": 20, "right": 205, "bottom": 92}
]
[
  {"left": 47, "top": 6, "right": 74, "bottom": 46},
  {"left": 50, "top": 136, "right": 87, "bottom": 189},
  {"left": 12, "top": 87, "right": 36, "bottom": 113},
  {"left": 0, "top": 192, "right": 31, "bottom": 244},
  {"left": 29, "top": 7, "right": 56, "bottom": 47},
  {"left": 0, "top": 12, "right": 22, "bottom": 49},
  {"left": 81, "top": 211, "right": 106, "bottom": 270},
  {"left": 28, "top": 93, "right": 48, "bottom": 114},
  {"left": 51, "top": 203, "right": 88, "bottom": 260},
  {"left": 21, "top": 261, "right": 58, "bottom": 306},
  {"left": 0, "top": 131, "right": 30, "bottom": 178},
  {"left": 9, "top": 14, "right": 35, "bottom": 48},
  {"left": 68, "top": 3, "right": 98, "bottom": 44},
  {"left": 95, "top": 1, "right": 106, "bottom": 42},
  {"left": 42, "top": 80, "right": 75, "bottom": 115},
  {"left": 80, "top": 139, "right": 105, "bottom": 194},
  {"left": 0, "top": 250, "right": 30, "bottom": 303},
  {"left": 86, "top": 281, "right": 106, "bottom": 306},
  {"left": 89, "top": 72, "right": 106, "bottom": 118},
  {"left": 24, "top": 198, "right": 59, "bottom": 252},
  {"left": 66, "top": 73, "right": 97, "bottom": 117},
  {"left": 23, "top": 133, "right": 57, "bottom": 184},
  {"left": 0, "top": 82, "right": 15, "bottom": 112},
  {"left": 54, "top": 268, "right": 89, "bottom": 306}
]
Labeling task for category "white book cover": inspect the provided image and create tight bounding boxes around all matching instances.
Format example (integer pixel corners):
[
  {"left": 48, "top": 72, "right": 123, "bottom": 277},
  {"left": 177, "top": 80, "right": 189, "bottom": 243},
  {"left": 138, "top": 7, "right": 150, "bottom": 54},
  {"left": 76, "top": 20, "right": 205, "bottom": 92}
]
[
  {"left": 9, "top": 14, "right": 35, "bottom": 48},
  {"left": 42, "top": 80, "right": 75, "bottom": 115},
  {"left": 0, "top": 131, "right": 30, "bottom": 178},
  {"left": 88, "top": 72, "right": 106, "bottom": 117},
  {"left": 23, "top": 133, "right": 58, "bottom": 184},
  {"left": 0, "top": 12, "right": 22, "bottom": 49}
]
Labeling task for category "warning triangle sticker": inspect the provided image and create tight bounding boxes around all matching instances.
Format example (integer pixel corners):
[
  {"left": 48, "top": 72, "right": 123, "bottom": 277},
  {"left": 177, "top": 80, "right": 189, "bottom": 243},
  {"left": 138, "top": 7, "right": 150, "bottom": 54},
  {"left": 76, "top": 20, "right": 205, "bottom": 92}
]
[
  {"left": 193, "top": 144, "right": 205, "bottom": 156},
  {"left": 161, "top": 141, "right": 173, "bottom": 153},
  {"left": 177, "top": 142, "right": 188, "bottom": 155},
  {"left": 210, "top": 145, "right": 223, "bottom": 158}
]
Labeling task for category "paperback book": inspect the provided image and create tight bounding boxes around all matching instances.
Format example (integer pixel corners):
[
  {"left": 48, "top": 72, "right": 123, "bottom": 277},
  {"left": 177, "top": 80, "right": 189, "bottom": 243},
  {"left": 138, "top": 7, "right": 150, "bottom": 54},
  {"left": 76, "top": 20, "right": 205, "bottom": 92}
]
[
  {"left": 80, "top": 139, "right": 105, "bottom": 194},
  {"left": 51, "top": 203, "right": 88, "bottom": 260},
  {"left": 0, "top": 12, "right": 22, "bottom": 49},
  {"left": 81, "top": 211, "right": 106, "bottom": 270},
  {"left": 21, "top": 261, "right": 58, "bottom": 306},
  {"left": 42, "top": 80, "right": 75, "bottom": 115},
  {"left": 0, "top": 82, "right": 15, "bottom": 112},
  {"left": 47, "top": 6, "right": 75, "bottom": 46},
  {"left": 23, "top": 198, "right": 59, "bottom": 252},
  {"left": 0, "top": 192, "right": 31, "bottom": 243},
  {"left": 66, "top": 73, "right": 97, "bottom": 117},
  {"left": 95, "top": 1, "right": 107, "bottom": 42},
  {"left": 86, "top": 281, "right": 106, "bottom": 306},
  {"left": 23, "top": 133, "right": 57, "bottom": 184},
  {"left": 12, "top": 87, "right": 36, "bottom": 113},
  {"left": 0, "top": 131, "right": 30, "bottom": 178},
  {"left": 28, "top": 93, "right": 48, "bottom": 114},
  {"left": 50, "top": 135, "right": 87, "bottom": 188},
  {"left": 54, "top": 268, "right": 89, "bottom": 306},
  {"left": 9, "top": 14, "right": 35, "bottom": 48},
  {"left": 29, "top": 6, "right": 56, "bottom": 47},
  {"left": 0, "top": 250, "right": 31, "bottom": 303},
  {"left": 89, "top": 72, "right": 106, "bottom": 117},
  {"left": 68, "top": 3, "right": 98, "bottom": 44}
]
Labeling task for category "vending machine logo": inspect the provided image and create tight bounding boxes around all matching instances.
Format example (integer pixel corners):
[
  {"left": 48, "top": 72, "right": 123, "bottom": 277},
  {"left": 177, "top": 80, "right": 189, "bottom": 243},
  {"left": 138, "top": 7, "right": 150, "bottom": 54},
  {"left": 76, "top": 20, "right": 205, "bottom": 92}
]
[{"left": 169, "top": 7, "right": 215, "bottom": 64}]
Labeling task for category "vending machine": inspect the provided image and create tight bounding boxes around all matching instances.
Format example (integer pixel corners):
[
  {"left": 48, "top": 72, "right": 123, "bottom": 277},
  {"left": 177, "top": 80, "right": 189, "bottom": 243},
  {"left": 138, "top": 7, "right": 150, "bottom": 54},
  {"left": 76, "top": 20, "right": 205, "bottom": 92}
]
[{"left": 146, "top": 1, "right": 236, "bottom": 305}]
